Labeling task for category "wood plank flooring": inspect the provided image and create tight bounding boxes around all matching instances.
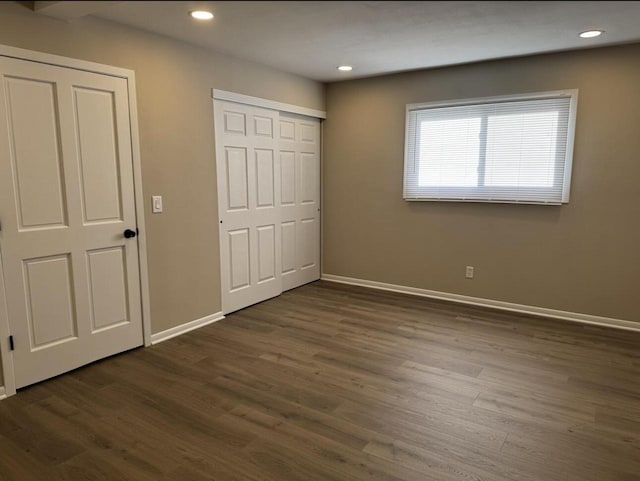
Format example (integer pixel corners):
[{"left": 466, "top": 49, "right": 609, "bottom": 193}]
[{"left": 1, "top": 280, "right": 639, "bottom": 481}]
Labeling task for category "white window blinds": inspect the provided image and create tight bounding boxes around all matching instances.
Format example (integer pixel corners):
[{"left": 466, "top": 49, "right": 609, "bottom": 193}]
[{"left": 404, "top": 91, "right": 578, "bottom": 204}]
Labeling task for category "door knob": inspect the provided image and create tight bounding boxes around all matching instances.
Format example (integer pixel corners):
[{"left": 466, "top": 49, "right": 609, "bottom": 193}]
[{"left": 124, "top": 229, "right": 137, "bottom": 239}]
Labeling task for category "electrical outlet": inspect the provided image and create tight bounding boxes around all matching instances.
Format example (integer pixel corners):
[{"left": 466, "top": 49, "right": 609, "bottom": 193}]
[{"left": 465, "top": 266, "right": 474, "bottom": 279}]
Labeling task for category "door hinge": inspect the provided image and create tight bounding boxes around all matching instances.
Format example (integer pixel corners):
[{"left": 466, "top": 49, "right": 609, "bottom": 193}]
[{"left": 9, "top": 335, "right": 14, "bottom": 351}]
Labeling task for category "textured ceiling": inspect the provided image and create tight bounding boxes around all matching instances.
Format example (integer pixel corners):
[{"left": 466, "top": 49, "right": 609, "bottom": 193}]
[{"left": 94, "top": 1, "right": 640, "bottom": 81}]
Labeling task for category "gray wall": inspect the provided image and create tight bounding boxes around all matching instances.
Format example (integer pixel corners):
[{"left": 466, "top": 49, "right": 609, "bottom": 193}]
[
  {"left": 0, "top": 2, "right": 324, "bottom": 387},
  {"left": 323, "top": 43, "right": 640, "bottom": 323}
]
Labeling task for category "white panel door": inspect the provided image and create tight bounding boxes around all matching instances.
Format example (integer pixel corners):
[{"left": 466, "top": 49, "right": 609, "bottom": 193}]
[
  {"left": 215, "top": 100, "right": 281, "bottom": 314},
  {"left": 279, "top": 113, "right": 321, "bottom": 290},
  {"left": 0, "top": 57, "right": 143, "bottom": 388}
]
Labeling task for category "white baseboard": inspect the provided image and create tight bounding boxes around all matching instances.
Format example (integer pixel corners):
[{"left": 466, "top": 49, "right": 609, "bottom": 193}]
[
  {"left": 321, "top": 274, "right": 640, "bottom": 332},
  {"left": 151, "top": 311, "right": 225, "bottom": 345},
  {"left": 0, "top": 386, "right": 6, "bottom": 401}
]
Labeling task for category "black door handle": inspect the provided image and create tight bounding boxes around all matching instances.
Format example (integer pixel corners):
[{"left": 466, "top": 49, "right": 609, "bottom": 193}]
[{"left": 124, "top": 229, "right": 137, "bottom": 239}]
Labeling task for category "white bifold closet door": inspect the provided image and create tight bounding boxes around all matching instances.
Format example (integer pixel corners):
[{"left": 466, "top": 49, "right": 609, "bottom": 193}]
[
  {"left": 214, "top": 100, "right": 320, "bottom": 314},
  {"left": 0, "top": 56, "right": 144, "bottom": 388}
]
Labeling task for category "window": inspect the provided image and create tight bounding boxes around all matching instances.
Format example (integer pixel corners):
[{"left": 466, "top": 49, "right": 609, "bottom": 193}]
[{"left": 403, "top": 91, "right": 578, "bottom": 204}]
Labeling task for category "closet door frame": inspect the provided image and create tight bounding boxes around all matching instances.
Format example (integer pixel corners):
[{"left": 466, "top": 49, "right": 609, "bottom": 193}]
[
  {"left": 212, "top": 89, "right": 326, "bottom": 315},
  {"left": 0, "top": 44, "right": 151, "bottom": 398}
]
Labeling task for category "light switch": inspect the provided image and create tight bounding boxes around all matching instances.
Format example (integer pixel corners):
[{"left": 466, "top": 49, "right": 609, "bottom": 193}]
[{"left": 152, "top": 195, "right": 163, "bottom": 213}]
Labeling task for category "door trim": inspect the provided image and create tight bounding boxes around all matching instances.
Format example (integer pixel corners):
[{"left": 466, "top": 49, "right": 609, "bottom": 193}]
[
  {"left": 212, "top": 89, "right": 326, "bottom": 119},
  {"left": 0, "top": 44, "right": 152, "bottom": 398}
]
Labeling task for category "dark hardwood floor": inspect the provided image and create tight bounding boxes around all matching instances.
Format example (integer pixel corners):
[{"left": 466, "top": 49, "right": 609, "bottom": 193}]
[{"left": 1, "top": 280, "right": 639, "bottom": 481}]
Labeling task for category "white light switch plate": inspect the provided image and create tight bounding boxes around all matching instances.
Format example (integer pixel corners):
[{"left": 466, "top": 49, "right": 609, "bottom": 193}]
[{"left": 152, "top": 195, "right": 163, "bottom": 213}]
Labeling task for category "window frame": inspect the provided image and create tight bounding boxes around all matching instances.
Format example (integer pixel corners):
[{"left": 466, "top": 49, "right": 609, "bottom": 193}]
[{"left": 403, "top": 89, "right": 579, "bottom": 205}]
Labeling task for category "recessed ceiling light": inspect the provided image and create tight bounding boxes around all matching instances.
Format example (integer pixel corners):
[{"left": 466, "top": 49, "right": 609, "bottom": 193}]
[
  {"left": 190, "top": 10, "right": 214, "bottom": 20},
  {"left": 579, "top": 30, "right": 604, "bottom": 38},
  {"left": 337, "top": 65, "right": 353, "bottom": 72}
]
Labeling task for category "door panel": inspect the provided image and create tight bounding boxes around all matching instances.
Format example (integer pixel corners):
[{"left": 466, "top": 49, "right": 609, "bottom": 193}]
[
  {"left": 228, "top": 228, "right": 251, "bottom": 291},
  {"left": 257, "top": 224, "right": 276, "bottom": 283},
  {"left": 215, "top": 100, "right": 282, "bottom": 313},
  {"left": 86, "top": 247, "right": 129, "bottom": 332},
  {"left": 23, "top": 254, "right": 77, "bottom": 348},
  {"left": 281, "top": 221, "right": 296, "bottom": 274},
  {"left": 0, "top": 56, "right": 143, "bottom": 388},
  {"left": 300, "top": 121, "right": 317, "bottom": 143},
  {"left": 279, "top": 119, "right": 295, "bottom": 140},
  {"left": 300, "top": 218, "right": 317, "bottom": 269},
  {"left": 224, "top": 110, "right": 246, "bottom": 135},
  {"left": 225, "top": 147, "right": 249, "bottom": 210},
  {"left": 73, "top": 87, "right": 122, "bottom": 224},
  {"left": 279, "top": 113, "right": 321, "bottom": 291},
  {"left": 5, "top": 77, "right": 67, "bottom": 229},
  {"left": 280, "top": 151, "right": 296, "bottom": 205},
  {"left": 300, "top": 152, "right": 318, "bottom": 204},
  {"left": 255, "top": 149, "right": 275, "bottom": 208},
  {"left": 254, "top": 116, "right": 274, "bottom": 137}
]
